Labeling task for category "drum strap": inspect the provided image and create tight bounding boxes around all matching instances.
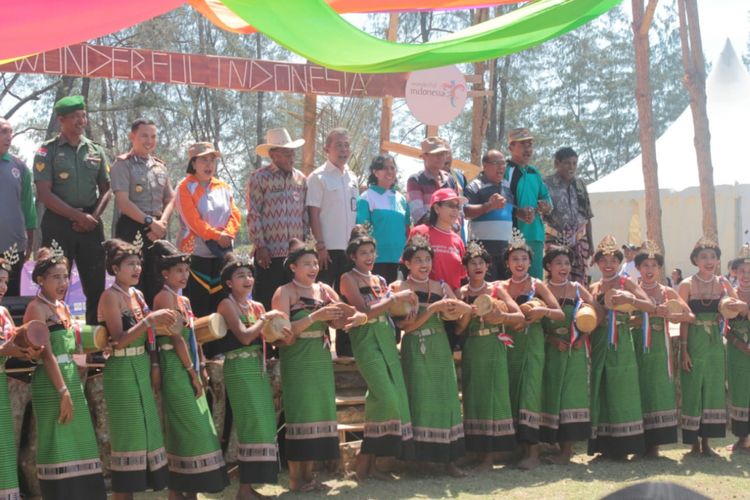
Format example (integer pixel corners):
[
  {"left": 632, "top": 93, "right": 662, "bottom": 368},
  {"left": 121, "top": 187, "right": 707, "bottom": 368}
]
[
  {"left": 570, "top": 284, "right": 582, "bottom": 350},
  {"left": 128, "top": 287, "right": 155, "bottom": 350}
]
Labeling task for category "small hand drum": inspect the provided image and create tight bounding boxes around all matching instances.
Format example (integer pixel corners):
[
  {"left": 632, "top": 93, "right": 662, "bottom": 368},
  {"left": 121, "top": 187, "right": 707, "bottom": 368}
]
[
  {"left": 664, "top": 299, "right": 684, "bottom": 317},
  {"left": 262, "top": 315, "right": 291, "bottom": 343},
  {"left": 474, "top": 295, "right": 508, "bottom": 317},
  {"left": 155, "top": 311, "right": 184, "bottom": 337},
  {"left": 76, "top": 323, "right": 109, "bottom": 353},
  {"left": 520, "top": 298, "right": 546, "bottom": 320},
  {"left": 12, "top": 320, "right": 50, "bottom": 349},
  {"left": 719, "top": 296, "right": 742, "bottom": 320},
  {"left": 574, "top": 304, "right": 598, "bottom": 333},
  {"left": 330, "top": 302, "right": 358, "bottom": 330},
  {"left": 193, "top": 313, "right": 227, "bottom": 344},
  {"left": 604, "top": 289, "right": 637, "bottom": 313},
  {"left": 388, "top": 296, "right": 414, "bottom": 317}
]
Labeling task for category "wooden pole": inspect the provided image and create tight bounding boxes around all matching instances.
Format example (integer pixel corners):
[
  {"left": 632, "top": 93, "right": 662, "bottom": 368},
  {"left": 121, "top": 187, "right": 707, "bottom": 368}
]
[
  {"left": 426, "top": 125, "right": 439, "bottom": 137},
  {"left": 379, "top": 13, "right": 399, "bottom": 153},
  {"left": 631, "top": 0, "right": 664, "bottom": 253},
  {"left": 302, "top": 93, "right": 317, "bottom": 175},
  {"left": 677, "top": 0, "right": 717, "bottom": 239},
  {"left": 470, "top": 8, "right": 489, "bottom": 166}
]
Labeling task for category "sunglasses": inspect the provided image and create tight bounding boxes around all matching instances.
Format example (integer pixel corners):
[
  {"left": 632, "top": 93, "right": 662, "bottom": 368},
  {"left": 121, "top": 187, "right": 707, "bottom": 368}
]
[{"left": 440, "top": 202, "right": 461, "bottom": 209}]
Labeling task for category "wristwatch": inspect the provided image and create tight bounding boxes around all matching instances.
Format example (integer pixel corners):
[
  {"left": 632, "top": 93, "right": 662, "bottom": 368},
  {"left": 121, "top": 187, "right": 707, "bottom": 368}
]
[{"left": 144, "top": 215, "right": 154, "bottom": 227}]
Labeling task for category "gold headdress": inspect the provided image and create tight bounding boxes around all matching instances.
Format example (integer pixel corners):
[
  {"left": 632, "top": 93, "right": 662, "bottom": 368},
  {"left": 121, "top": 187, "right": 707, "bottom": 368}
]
[
  {"left": 49, "top": 240, "right": 66, "bottom": 264},
  {"left": 640, "top": 240, "right": 662, "bottom": 259},
  {"left": 508, "top": 227, "right": 527, "bottom": 250},
  {"left": 1, "top": 244, "right": 19, "bottom": 272},
  {"left": 595, "top": 235, "right": 619, "bottom": 256},
  {"left": 693, "top": 235, "right": 719, "bottom": 251},
  {"left": 407, "top": 233, "right": 431, "bottom": 250},
  {"left": 466, "top": 240, "right": 487, "bottom": 259},
  {"left": 737, "top": 243, "right": 750, "bottom": 264},
  {"left": 129, "top": 232, "right": 144, "bottom": 255}
]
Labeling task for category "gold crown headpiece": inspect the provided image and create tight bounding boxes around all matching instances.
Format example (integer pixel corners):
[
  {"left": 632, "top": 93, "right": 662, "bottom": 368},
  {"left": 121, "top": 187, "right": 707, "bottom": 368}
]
[
  {"left": 466, "top": 240, "right": 487, "bottom": 259},
  {"left": 737, "top": 243, "right": 750, "bottom": 263},
  {"left": 596, "top": 235, "right": 619, "bottom": 256},
  {"left": 508, "top": 227, "right": 526, "bottom": 250},
  {"left": 1, "top": 244, "right": 19, "bottom": 272},
  {"left": 49, "top": 240, "right": 66, "bottom": 264},
  {"left": 407, "top": 233, "right": 431, "bottom": 250},
  {"left": 693, "top": 235, "right": 719, "bottom": 251},
  {"left": 128, "top": 232, "right": 144, "bottom": 255},
  {"left": 640, "top": 240, "right": 662, "bottom": 259}
]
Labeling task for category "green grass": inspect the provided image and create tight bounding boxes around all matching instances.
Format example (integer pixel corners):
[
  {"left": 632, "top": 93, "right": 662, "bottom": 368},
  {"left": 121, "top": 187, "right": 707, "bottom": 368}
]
[{"left": 136, "top": 438, "right": 749, "bottom": 499}]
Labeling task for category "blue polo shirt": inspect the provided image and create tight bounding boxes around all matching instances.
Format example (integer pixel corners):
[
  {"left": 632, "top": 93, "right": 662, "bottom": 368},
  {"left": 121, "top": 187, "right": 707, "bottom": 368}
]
[
  {"left": 465, "top": 172, "right": 514, "bottom": 255},
  {"left": 356, "top": 185, "right": 410, "bottom": 264}
]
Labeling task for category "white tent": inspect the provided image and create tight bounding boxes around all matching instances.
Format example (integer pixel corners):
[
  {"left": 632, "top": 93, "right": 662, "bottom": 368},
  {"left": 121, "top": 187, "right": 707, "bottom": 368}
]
[{"left": 588, "top": 40, "right": 750, "bottom": 276}]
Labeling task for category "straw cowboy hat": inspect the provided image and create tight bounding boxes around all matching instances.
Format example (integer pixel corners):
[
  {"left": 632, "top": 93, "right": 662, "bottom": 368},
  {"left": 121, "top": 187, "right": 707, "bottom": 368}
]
[{"left": 255, "top": 128, "right": 305, "bottom": 157}]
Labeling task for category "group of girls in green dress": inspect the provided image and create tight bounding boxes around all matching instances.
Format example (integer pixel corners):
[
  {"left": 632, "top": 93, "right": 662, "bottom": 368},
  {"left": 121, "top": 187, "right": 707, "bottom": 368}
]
[{"left": 2, "top": 228, "right": 750, "bottom": 499}]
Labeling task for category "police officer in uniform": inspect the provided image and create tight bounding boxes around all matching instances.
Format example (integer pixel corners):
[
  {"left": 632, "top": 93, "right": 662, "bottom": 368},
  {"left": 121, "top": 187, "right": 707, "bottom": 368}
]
[
  {"left": 111, "top": 118, "right": 174, "bottom": 306},
  {"left": 33, "top": 95, "right": 111, "bottom": 324}
]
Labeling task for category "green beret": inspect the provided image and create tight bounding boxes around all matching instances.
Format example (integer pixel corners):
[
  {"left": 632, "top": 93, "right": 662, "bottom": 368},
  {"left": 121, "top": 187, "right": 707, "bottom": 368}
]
[{"left": 53, "top": 95, "right": 85, "bottom": 116}]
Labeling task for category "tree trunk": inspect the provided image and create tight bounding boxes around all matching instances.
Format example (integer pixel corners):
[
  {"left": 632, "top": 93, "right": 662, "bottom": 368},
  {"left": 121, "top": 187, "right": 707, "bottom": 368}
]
[
  {"left": 486, "top": 57, "right": 499, "bottom": 149},
  {"left": 631, "top": 0, "right": 664, "bottom": 252},
  {"left": 496, "top": 56, "right": 511, "bottom": 148},
  {"left": 677, "top": 0, "right": 717, "bottom": 239},
  {"left": 302, "top": 94, "right": 317, "bottom": 176}
]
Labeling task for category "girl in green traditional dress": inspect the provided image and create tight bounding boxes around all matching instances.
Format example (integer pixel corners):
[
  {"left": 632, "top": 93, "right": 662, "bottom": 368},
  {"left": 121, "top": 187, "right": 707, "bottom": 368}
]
[
  {"left": 678, "top": 237, "right": 737, "bottom": 457},
  {"left": 23, "top": 244, "right": 106, "bottom": 499},
  {"left": 391, "top": 235, "right": 470, "bottom": 477},
  {"left": 98, "top": 238, "right": 178, "bottom": 499},
  {"left": 152, "top": 240, "right": 228, "bottom": 499},
  {"left": 455, "top": 241, "right": 524, "bottom": 471},
  {"left": 540, "top": 245, "right": 595, "bottom": 464},
  {"left": 728, "top": 245, "right": 750, "bottom": 452},
  {"left": 216, "top": 253, "right": 291, "bottom": 499},
  {"left": 588, "top": 235, "right": 652, "bottom": 459},
  {"left": 631, "top": 241, "right": 692, "bottom": 457},
  {"left": 339, "top": 227, "right": 418, "bottom": 480},
  {"left": 272, "top": 240, "right": 364, "bottom": 492},
  {"left": 0, "top": 251, "right": 43, "bottom": 500},
  {"left": 501, "top": 231, "right": 563, "bottom": 470}
]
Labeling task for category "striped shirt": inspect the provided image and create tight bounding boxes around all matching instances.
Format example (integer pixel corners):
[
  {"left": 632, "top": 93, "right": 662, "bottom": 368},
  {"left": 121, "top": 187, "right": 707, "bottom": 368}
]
[
  {"left": 246, "top": 163, "right": 307, "bottom": 258},
  {"left": 406, "top": 168, "right": 457, "bottom": 225},
  {"left": 465, "top": 172, "right": 514, "bottom": 255}
]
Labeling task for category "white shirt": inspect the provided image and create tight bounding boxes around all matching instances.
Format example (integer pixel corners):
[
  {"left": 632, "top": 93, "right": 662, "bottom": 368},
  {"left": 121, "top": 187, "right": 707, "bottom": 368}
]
[
  {"left": 619, "top": 260, "right": 640, "bottom": 279},
  {"left": 306, "top": 160, "right": 358, "bottom": 250}
]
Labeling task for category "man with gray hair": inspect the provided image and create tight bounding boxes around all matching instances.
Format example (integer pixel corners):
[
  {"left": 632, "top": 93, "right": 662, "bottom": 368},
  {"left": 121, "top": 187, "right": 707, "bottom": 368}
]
[
  {"left": 0, "top": 118, "right": 37, "bottom": 296},
  {"left": 306, "top": 127, "right": 359, "bottom": 355}
]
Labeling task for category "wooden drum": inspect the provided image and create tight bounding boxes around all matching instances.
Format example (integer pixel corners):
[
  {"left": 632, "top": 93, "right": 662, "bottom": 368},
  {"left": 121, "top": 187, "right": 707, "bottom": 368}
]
[
  {"left": 719, "top": 296, "right": 743, "bottom": 320},
  {"left": 520, "top": 298, "right": 546, "bottom": 319},
  {"left": 664, "top": 299, "right": 684, "bottom": 317},
  {"left": 193, "top": 313, "right": 227, "bottom": 344},
  {"left": 474, "top": 295, "right": 508, "bottom": 317},
  {"left": 604, "top": 289, "right": 637, "bottom": 313},
  {"left": 12, "top": 320, "right": 50, "bottom": 349},
  {"left": 76, "top": 322, "right": 109, "bottom": 353},
  {"left": 388, "top": 297, "right": 414, "bottom": 317},
  {"left": 262, "top": 316, "right": 291, "bottom": 343},
  {"left": 574, "top": 304, "right": 598, "bottom": 333},
  {"left": 155, "top": 311, "right": 184, "bottom": 337}
]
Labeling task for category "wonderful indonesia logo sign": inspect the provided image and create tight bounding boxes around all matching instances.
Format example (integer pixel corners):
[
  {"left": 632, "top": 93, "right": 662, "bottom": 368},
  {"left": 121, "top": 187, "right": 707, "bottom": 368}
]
[{"left": 405, "top": 65, "right": 467, "bottom": 125}]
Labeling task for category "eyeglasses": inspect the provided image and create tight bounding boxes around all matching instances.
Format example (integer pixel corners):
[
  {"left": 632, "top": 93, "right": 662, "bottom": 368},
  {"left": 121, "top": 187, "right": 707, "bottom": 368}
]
[{"left": 441, "top": 202, "right": 461, "bottom": 209}]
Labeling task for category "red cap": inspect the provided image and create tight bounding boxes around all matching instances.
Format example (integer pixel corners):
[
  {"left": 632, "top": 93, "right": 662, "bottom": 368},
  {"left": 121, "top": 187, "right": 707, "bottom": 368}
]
[{"left": 430, "top": 187, "right": 468, "bottom": 206}]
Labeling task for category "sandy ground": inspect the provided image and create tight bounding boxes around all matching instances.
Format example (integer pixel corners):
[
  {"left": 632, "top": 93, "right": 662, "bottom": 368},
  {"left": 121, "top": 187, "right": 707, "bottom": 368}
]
[{"left": 136, "top": 437, "right": 750, "bottom": 499}]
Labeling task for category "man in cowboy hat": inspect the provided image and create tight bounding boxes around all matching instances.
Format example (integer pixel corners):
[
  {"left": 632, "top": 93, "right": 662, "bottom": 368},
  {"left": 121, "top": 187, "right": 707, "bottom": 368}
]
[
  {"left": 406, "top": 136, "right": 459, "bottom": 226},
  {"left": 505, "top": 127, "right": 552, "bottom": 279},
  {"left": 33, "top": 95, "right": 111, "bottom": 324},
  {"left": 247, "top": 128, "right": 307, "bottom": 310}
]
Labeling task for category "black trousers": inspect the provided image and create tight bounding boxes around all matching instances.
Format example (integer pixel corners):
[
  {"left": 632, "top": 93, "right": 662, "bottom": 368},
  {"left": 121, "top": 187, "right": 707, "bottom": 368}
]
[
  {"left": 41, "top": 210, "right": 105, "bottom": 325},
  {"left": 115, "top": 215, "right": 161, "bottom": 308},
  {"left": 253, "top": 256, "right": 289, "bottom": 311},
  {"left": 185, "top": 254, "right": 224, "bottom": 318},
  {"left": 372, "top": 262, "right": 399, "bottom": 285},
  {"left": 487, "top": 242, "right": 510, "bottom": 282},
  {"left": 316, "top": 249, "right": 352, "bottom": 357},
  {"left": 4, "top": 255, "right": 24, "bottom": 297}
]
